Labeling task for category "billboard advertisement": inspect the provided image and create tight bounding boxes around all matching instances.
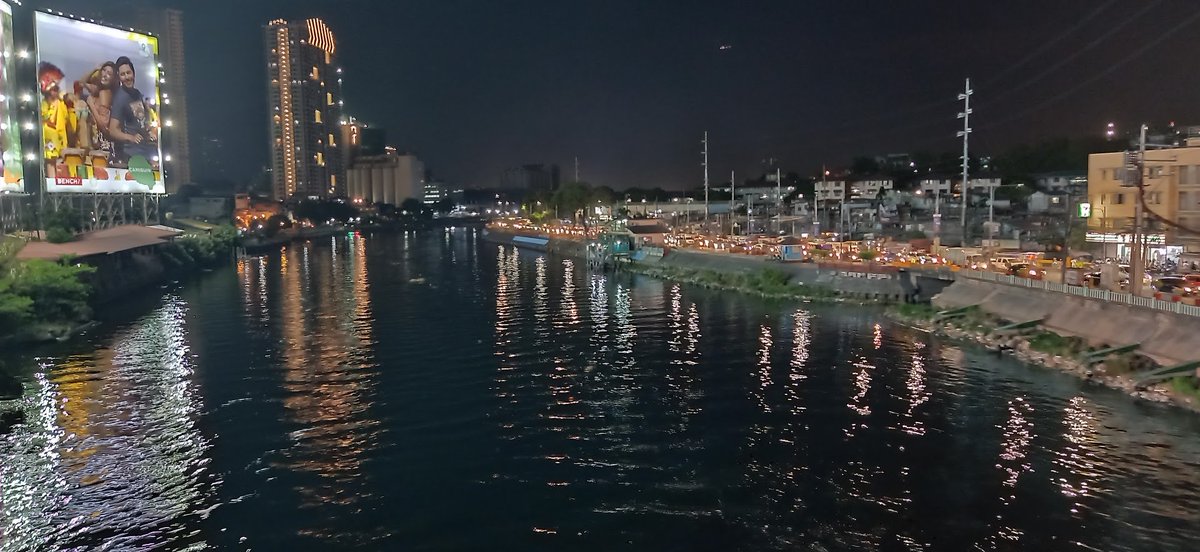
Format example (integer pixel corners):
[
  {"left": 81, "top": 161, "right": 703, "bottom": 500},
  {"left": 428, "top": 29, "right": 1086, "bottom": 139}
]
[
  {"left": 35, "top": 12, "right": 164, "bottom": 193},
  {"left": 0, "top": 2, "right": 21, "bottom": 193}
]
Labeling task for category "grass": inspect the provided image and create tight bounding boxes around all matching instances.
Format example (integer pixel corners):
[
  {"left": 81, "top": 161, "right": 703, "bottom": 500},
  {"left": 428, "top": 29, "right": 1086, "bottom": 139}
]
[
  {"left": 1027, "top": 331, "right": 1085, "bottom": 356},
  {"left": 892, "top": 303, "right": 938, "bottom": 320},
  {"left": 631, "top": 265, "right": 840, "bottom": 301},
  {"left": 1169, "top": 377, "right": 1200, "bottom": 402}
]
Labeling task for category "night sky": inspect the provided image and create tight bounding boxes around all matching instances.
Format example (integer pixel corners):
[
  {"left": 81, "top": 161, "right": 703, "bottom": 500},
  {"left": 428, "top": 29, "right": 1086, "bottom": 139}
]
[{"left": 26, "top": 0, "right": 1200, "bottom": 190}]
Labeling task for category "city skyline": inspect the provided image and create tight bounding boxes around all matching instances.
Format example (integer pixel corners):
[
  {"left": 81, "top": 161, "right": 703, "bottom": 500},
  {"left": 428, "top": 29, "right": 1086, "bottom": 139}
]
[{"left": 25, "top": 0, "right": 1200, "bottom": 191}]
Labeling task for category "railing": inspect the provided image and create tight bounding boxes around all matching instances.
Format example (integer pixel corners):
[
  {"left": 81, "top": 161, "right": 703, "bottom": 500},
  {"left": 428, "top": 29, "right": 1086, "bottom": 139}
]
[{"left": 956, "top": 270, "right": 1200, "bottom": 318}]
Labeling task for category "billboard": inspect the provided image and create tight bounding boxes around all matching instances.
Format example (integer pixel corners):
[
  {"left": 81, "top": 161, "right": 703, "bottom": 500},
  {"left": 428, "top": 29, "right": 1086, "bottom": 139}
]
[
  {"left": 0, "top": 2, "right": 21, "bottom": 193},
  {"left": 35, "top": 12, "right": 164, "bottom": 193}
]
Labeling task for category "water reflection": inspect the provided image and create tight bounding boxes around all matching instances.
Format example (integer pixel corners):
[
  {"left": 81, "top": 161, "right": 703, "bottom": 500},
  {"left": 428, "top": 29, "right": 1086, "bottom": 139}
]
[
  {"left": 0, "top": 297, "right": 213, "bottom": 550},
  {"left": 271, "top": 235, "right": 382, "bottom": 542}
]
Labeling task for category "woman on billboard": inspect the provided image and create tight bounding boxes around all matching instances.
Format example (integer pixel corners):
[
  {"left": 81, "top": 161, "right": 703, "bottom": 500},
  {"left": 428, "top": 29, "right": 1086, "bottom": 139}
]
[
  {"left": 76, "top": 61, "right": 116, "bottom": 158},
  {"left": 107, "top": 56, "right": 158, "bottom": 167}
]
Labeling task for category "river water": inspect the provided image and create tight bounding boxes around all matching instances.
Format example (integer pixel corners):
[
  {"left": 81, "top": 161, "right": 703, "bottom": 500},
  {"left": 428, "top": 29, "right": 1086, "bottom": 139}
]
[{"left": 2, "top": 229, "right": 1199, "bottom": 551}]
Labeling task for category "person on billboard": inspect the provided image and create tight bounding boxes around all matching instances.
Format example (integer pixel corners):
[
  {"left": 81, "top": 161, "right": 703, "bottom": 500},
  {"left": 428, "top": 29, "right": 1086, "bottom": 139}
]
[
  {"left": 76, "top": 62, "right": 117, "bottom": 158},
  {"left": 38, "top": 61, "right": 77, "bottom": 179},
  {"left": 108, "top": 56, "right": 158, "bottom": 167}
]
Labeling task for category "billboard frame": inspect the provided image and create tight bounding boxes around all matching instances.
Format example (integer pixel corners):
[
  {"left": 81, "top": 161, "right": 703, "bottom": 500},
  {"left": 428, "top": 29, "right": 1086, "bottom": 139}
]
[{"left": 33, "top": 9, "right": 167, "bottom": 195}]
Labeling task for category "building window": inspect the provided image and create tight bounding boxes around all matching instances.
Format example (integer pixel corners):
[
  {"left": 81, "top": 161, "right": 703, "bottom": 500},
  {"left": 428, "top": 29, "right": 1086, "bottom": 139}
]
[
  {"left": 311, "top": 66, "right": 319, "bottom": 80},
  {"left": 317, "top": 152, "right": 324, "bottom": 166},
  {"left": 314, "top": 110, "right": 322, "bottom": 123},
  {"left": 328, "top": 133, "right": 336, "bottom": 147},
  {"left": 1114, "top": 193, "right": 1125, "bottom": 205},
  {"left": 327, "top": 92, "right": 333, "bottom": 106}
]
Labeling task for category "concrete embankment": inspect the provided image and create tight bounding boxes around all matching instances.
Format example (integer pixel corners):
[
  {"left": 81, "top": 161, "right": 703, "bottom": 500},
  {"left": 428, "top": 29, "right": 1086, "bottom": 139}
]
[
  {"left": 933, "top": 278, "right": 1200, "bottom": 366},
  {"left": 484, "top": 229, "right": 936, "bottom": 302}
]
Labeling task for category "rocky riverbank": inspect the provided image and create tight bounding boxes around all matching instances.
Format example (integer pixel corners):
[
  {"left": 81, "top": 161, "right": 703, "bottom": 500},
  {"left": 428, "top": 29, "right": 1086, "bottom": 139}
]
[{"left": 889, "top": 305, "right": 1200, "bottom": 414}]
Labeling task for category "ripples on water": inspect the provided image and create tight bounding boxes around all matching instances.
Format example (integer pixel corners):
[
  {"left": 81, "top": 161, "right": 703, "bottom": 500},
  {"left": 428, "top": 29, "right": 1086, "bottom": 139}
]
[{"left": 2, "top": 229, "right": 1200, "bottom": 551}]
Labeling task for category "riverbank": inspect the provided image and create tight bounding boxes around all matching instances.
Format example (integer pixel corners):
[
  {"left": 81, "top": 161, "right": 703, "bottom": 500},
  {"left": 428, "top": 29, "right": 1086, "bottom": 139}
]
[
  {"left": 484, "top": 228, "right": 935, "bottom": 303},
  {"left": 888, "top": 304, "right": 1200, "bottom": 414},
  {"left": 1, "top": 225, "right": 239, "bottom": 348}
]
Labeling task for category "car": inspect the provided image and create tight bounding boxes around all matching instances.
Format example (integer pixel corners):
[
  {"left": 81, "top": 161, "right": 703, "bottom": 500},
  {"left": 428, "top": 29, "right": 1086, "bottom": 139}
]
[
  {"left": 1008, "top": 263, "right": 1043, "bottom": 280},
  {"left": 1153, "top": 276, "right": 1195, "bottom": 296}
]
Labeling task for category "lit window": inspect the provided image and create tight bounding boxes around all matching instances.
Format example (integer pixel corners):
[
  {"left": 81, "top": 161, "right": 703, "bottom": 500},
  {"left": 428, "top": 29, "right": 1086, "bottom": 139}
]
[
  {"left": 317, "top": 152, "right": 324, "bottom": 166},
  {"left": 327, "top": 92, "right": 333, "bottom": 105},
  {"left": 314, "top": 110, "right": 322, "bottom": 123},
  {"left": 311, "top": 66, "right": 319, "bottom": 80},
  {"left": 328, "top": 133, "right": 336, "bottom": 147}
]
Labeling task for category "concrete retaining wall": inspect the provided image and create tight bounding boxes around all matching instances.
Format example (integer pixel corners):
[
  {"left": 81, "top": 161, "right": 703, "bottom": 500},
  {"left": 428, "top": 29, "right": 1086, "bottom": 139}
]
[{"left": 933, "top": 278, "right": 1200, "bottom": 365}]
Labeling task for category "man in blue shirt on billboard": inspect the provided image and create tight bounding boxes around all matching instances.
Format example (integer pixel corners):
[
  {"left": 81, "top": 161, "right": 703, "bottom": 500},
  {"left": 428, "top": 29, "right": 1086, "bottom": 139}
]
[{"left": 108, "top": 56, "right": 158, "bottom": 167}]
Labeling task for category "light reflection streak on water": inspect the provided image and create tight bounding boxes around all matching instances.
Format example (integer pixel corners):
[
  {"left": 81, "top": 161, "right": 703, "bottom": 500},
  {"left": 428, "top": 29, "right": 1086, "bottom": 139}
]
[
  {"left": 275, "top": 235, "right": 381, "bottom": 526},
  {"left": 901, "top": 342, "right": 930, "bottom": 436},
  {"left": 753, "top": 325, "right": 773, "bottom": 413},
  {"left": 977, "top": 396, "right": 1035, "bottom": 549},
  {"left": 1, "top": 297, "right": 212, "bottom": 550},
  {"left": 846, "top": 359, "right": 873, "bottom": 422},
  {"left": 534, "top": 256, "right": 549, "bottom": 326},
  {"left": 558, "top": 259, "right": 578, "bottom": 326},
  {"left": 1054, "top": 396, "right": 1103, "bottom": 516},
  {"left": 873, "top": 323, "right": 882, "bottom": 349},
  {"left": 667, "top": 285, "right": 683, "bottom": 354},
  {"left": 613, "top": 284, "right": 635, "bottom": 357}
]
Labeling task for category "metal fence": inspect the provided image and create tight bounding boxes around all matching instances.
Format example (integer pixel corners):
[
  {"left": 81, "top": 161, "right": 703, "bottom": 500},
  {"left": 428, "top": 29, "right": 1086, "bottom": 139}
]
[{"left": 956, "top": 270, "right": 1200, "bottom": 318}]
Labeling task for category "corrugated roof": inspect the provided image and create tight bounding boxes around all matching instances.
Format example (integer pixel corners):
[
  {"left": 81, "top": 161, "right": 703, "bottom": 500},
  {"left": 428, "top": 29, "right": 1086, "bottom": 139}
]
[{"left": 17, "top": 225, "right": 182, "bottom": 261}]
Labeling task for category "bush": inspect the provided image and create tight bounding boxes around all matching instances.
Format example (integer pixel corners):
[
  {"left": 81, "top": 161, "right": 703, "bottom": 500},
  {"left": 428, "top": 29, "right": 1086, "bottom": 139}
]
[
  {"left": 45, "top": 227, "right": 75, "bottom": 243},
  {"left": 8, "top": 259, "right": 96, "bottom": 323},
  {"left": 859, "top": 250, "right": 878, "bottom": 261},
  {"left": 1169, "top": 377, "right": 1200, "bottom": 402}
]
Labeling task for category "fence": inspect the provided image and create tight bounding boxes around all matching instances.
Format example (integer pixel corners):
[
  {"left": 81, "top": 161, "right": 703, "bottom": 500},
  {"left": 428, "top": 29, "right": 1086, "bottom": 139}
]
[{"left": 956, "top": 270, "right": 1200, "bottom": 318}]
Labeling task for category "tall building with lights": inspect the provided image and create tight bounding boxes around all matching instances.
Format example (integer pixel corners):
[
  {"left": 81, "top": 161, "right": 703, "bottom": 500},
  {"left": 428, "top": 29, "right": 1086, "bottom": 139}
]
[{"left": 264, "top": 18, "right": 344, "bottom": 200}]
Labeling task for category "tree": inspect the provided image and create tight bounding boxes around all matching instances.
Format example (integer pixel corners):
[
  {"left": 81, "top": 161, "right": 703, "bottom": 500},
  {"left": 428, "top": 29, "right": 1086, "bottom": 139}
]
[
  {"left": 552, "top": 181, "right": 591, "bottom": 220},
  {"left": 0, "top": 279, "right": 33, "bottom": 335},
  {"left": 9, "top": 259, "right": 96, "bottom": 323},
  {"left": 400, "top": 198, "right": 424, "bottom": 216}
]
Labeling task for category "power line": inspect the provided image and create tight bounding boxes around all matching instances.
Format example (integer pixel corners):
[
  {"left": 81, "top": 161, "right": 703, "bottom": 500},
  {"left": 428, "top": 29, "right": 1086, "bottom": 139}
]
[
  {"left": 976, "top": 0, "right": 1163, "bottom": 110},
  {"left": 979, "top": 7, "right": 1200, "bottom": 132},
  {"left": 978, "top": 0, "right": 1120, "bottom": 88}
]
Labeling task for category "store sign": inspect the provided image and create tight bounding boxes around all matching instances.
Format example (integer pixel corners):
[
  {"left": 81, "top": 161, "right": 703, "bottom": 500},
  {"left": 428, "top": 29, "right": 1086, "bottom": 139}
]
[
  {"left": 1085, "top": 232, "right": 1165, "bottom": 245},
  {"left": 1078, "top": 202, "right": 1091, "bottom": 218}
]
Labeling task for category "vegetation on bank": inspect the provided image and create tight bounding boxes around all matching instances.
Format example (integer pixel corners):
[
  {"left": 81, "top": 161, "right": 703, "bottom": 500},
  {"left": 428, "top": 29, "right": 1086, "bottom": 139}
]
[
  {"left": 161, "top": 226, "right": 239, "bottom": 270},
  {"left": 629, "top": 264, "right": 842, "bottom": 301},
  {"left": 0, "top": 246, "right": 96, "bottom": 342}
]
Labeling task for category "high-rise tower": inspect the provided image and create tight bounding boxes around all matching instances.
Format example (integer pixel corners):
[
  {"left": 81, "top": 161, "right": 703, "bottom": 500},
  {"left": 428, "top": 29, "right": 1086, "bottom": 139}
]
[{"left": 264, "top": 18, "right": 344, "bottom": 201}]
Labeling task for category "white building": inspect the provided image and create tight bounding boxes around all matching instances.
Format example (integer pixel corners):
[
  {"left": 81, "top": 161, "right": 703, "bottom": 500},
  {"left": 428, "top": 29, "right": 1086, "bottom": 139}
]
[
  {"left": 967, "top": 175, "right": 1002, "bottom": 190},
  {"left": 815, "top": 178, "right": 846, "bottom": 202},
  {"left": 346, "top": 153, "right": 425, "bottom": 206},
  {"left": 919, "top": 176, "right": 952, "bottom": 196},
  {"left": 850, "top": 176, "right": 893, "bottom": 198},
  {"left": 1034, "top": 171, "right": 1086, "bottom": 192},
  {"left": 1028, "top": 191, "right": 1068, "bottom": 214}
]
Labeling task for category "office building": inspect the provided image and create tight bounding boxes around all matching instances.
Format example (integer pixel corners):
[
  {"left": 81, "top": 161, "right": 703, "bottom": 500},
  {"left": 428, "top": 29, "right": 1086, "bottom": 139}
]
[
  {"left": 346, "top": 152, "right": 425, "bottom": 206},
  {"left": 264, "top": 18, "right": 344, "bottom": 200},
  {"left": 424, "top": 180, "right": 445, "bottom": 205},
  {"left": 126, "top": 8, "right": 192, "bottom": 192},
  {"left": 1087, "top": 141, "right": 1200, "bottom": 263}
]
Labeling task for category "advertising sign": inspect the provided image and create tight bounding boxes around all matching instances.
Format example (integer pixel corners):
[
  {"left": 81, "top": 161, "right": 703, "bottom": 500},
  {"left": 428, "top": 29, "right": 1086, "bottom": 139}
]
[
  {"left": 35, "top": 12, "right": 165, "bottom": 193},
  {"left": 0, "top": 2, "right": 21, "bottom": 193}
]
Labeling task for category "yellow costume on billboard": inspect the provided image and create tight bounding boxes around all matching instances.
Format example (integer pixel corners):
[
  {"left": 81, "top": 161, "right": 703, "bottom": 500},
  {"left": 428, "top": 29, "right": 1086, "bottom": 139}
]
[{"left": 41, "top": 97, "right": 75, "bottom": 161}]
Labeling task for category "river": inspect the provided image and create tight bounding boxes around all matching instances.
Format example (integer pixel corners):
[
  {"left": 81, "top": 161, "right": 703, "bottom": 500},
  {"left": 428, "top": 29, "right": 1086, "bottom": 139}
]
[{"left": 2, "top": 228, "right": 1199, "bottom": 551}]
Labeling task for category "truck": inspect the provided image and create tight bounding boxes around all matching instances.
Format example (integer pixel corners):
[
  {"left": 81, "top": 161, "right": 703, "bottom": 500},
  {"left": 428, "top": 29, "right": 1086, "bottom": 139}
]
[{"left": 779, "top": 244, "right": 807, "bottom": 262}]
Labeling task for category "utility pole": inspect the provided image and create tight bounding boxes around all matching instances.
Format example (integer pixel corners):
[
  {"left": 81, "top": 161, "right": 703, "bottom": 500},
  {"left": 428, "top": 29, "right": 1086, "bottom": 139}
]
[
  {"left": 1061, "top": 191, "right": 1073, "bottom": 284},
  {"left": 724, "top": 170, "right": 734, "bottom": 235},
  {"left": 574, "top": 156, "right": 579, "bottom": 182},
  {"left": 702, "top": 131, "right": 710, "bottom": 224},
  {"left": 776, "top": 167, "right": 782, "bottom": 235},
  {"left": 957, "top": 77, "right": 973, "bottom": 247},
  {"left": 1130, "top": 124, "right": 1147, "bottom": 296}
]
